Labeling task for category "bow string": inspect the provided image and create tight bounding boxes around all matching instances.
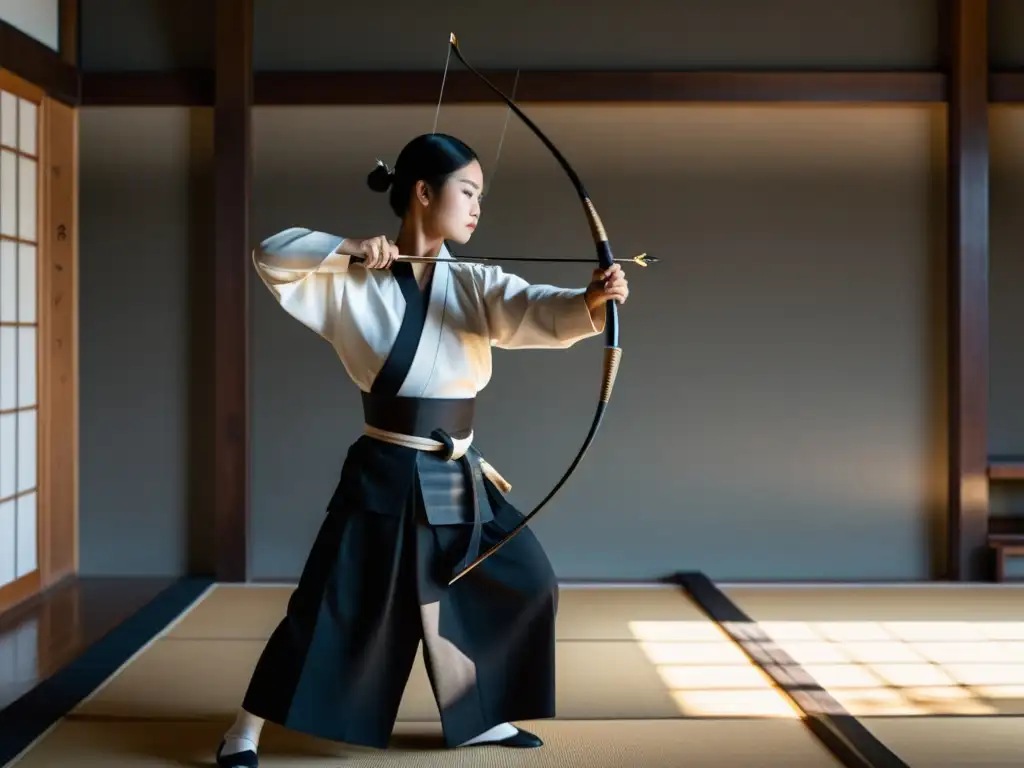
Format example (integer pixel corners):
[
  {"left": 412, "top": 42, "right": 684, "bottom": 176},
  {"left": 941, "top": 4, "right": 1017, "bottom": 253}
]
[{"left": 436, "top": 33, "right": 623, "bottom": 585}]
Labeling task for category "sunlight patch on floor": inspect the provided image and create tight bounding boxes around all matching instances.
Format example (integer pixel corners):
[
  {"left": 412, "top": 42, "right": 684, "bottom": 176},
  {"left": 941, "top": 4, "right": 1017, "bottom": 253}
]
[
  {"left": 630, "top": 616, "right": 1024, "bottom": 718},
  {"left": 628, "top": 620, "right": 803, "bottom": 719}
]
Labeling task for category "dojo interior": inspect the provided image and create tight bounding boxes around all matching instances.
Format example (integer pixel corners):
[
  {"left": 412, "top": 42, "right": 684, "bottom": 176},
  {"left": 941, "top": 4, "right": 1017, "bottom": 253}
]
[{"left": 2, "top": 0, "right": 1024, "bottom": 766}]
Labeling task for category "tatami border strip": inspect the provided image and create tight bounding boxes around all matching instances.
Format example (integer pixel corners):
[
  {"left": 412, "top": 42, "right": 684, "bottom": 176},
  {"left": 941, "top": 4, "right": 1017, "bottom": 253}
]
[{"left": 671, "top": 571, "right": 910, "bottom": 768}]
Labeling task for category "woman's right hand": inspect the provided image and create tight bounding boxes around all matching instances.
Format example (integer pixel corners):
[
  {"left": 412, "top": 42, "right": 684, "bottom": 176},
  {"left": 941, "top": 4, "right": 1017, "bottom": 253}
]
[{"left": 356, "top": 235, "right": 399, "bottom": 269}]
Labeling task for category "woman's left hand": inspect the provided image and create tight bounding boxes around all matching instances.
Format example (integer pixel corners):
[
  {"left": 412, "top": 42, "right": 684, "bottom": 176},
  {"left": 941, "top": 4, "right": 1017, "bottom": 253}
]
[{"left": 585, "top": 264, "right": 629, "bottom": 312}]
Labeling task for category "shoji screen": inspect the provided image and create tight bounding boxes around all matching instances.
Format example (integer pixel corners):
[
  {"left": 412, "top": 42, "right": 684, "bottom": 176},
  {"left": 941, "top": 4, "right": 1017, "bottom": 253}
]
[{"left": 0, "top": 84, "right": 39, "bottom": 592}]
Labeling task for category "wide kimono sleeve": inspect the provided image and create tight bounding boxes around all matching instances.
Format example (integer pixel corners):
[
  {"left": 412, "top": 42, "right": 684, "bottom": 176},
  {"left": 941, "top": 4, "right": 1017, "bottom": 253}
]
[
  {"left": 252, "top": 227, "right": 351, "bottom": 337},
  {"left": 473, "top": 265, "right": 606, "bottom": 349}
]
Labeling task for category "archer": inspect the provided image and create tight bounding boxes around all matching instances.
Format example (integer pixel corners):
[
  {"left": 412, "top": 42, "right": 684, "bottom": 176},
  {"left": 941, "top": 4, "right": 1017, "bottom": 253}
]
[{"left": 215, "top": 131, "right": 628, "bottom": 767}]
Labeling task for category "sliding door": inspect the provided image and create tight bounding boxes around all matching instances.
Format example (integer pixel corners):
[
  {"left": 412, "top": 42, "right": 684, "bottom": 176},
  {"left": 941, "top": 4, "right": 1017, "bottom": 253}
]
[{"left": 0, "top": 69, "right": 77, "bottom": 612}]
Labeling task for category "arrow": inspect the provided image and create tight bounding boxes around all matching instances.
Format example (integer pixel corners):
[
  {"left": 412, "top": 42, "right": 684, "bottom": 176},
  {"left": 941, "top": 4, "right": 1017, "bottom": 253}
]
[{"left": 353, "top": 252, "right": 657, "bottom": 267}]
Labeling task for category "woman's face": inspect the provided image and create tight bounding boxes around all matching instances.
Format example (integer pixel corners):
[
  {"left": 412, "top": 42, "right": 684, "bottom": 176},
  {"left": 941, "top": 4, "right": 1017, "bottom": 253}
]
[{"left": 420, "top": 159, "right": 484, "bottom": 244}]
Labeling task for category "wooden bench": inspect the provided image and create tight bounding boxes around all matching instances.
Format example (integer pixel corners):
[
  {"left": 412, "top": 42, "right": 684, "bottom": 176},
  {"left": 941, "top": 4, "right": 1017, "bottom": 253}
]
[
  {"left": 988, "top": 516, "right": 1024, "bottom": 583},
  {"left": 987, "top": 460, "right": 1024, "bottom": 582}
]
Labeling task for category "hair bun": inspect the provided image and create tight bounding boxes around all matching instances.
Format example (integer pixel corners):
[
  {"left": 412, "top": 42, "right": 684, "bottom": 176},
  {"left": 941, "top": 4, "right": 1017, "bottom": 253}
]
[{"left": 367, "top": 160, "right": 394, "bottom": 193}]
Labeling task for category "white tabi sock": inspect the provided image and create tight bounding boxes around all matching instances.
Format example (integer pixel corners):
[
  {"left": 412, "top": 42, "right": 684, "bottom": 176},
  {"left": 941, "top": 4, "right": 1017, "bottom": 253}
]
[
  {"left": 459, "top": 722, "right": 518, "bottom": 746},
  {"left": 221, "top": 710, "right": 265, "bottom": 757}
]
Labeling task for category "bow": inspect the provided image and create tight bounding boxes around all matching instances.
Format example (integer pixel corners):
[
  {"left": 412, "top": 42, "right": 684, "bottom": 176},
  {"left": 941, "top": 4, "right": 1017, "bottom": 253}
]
[{"left": 445, "top": 33, "right": 623, "bottom": 585}]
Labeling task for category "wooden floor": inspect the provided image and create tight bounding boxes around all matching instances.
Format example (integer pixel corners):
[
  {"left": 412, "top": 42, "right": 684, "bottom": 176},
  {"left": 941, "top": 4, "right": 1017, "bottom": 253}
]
[
  {"left": 0, "top": 576, "right": 176, "bottom": 711},
  {"left": 0, "top": 577, "right": 1022, "bottom": 766}
]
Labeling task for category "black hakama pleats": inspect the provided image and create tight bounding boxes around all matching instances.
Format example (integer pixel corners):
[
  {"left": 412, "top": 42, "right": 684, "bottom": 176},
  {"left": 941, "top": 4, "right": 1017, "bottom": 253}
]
[{"left": 239, "top": 436, "right": 559, "bottom": 749}]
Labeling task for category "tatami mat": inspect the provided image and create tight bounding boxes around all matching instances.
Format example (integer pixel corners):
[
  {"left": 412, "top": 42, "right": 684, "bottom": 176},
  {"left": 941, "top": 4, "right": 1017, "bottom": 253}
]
[
  {"left": 71, "top": 637, "right": 690, "bottom": 721},
  {"left": 12, "top": 581, "right": 1024, "bottom": 766},
  {"left": 13, "top": 718, "right": 841, "bottom": 767},
  {"left": 7, "top": 583, "right": 849, "bottom": 766},
  {"left": 75, "top": 585, "right": 791, "bottom": 722},
  {"left": 859, "top": 716, "right": 1024, "bottom": 767}
]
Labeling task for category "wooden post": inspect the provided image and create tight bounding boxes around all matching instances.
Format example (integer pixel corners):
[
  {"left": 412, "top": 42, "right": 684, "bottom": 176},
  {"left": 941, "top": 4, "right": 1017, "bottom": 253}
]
[
  {"left": 40, "top": 96, "right": 80, "bottom": 587},
  {"left": 944, "top": 0, "right": 990, "bottom": 581},
  {"left": 213, "top": 0, "right": 253, "bottom": 582},
  {"left": 58, "top": 0, "right": 79, "bottom": 68}
]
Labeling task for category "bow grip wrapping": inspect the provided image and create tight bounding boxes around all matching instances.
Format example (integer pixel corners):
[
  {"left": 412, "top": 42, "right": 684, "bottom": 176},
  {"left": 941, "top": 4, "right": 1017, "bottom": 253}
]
[
  {"left": 586, "top": 198, "right": 619, "bottom": 342},
  {"left": 601, "top": 347, "right": 622, "bottom": 404},
  {"left": 592, "top": 229, "right": 622, "bottom": 405}
]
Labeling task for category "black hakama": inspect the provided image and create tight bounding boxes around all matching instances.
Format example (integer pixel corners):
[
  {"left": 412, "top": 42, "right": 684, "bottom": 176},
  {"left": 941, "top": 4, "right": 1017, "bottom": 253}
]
[{"left": 239, "top": 261, "right": 559, "bottom": 749}]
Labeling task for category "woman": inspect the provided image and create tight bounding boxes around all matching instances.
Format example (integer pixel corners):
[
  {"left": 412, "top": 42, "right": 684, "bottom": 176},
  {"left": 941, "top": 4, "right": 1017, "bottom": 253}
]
[{"left": 216, "top": 133, "right": 629, "bottom": 767}]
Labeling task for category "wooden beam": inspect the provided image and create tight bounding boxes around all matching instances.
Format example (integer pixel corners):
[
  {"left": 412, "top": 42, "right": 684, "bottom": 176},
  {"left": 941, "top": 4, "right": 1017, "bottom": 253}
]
[
  {"left": 58, "top": 0, "right": 80, "bottom": 68},
  {"left": 80, "top": 69, "right": 213, "bottom": 106},
  {"left": 254, "top": 70, "right": 947, "bottom": 105},
  {"left": 945, "top": 0, "right": 990, "bottom": 582},
  {"left": 0, "top": 20, "right": 78, "bottom": 105},
  {"left": 213, "top": 0, "right": 253, "bottom": 583},
  {"left": 80, "top": 69, "right": 946, "bottom": 107}
]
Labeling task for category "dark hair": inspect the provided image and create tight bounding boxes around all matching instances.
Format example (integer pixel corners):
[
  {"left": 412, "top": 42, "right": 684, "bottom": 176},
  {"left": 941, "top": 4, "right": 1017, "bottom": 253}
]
[{"left": 367, "top": 133, "right": 479, "bottom": 218}]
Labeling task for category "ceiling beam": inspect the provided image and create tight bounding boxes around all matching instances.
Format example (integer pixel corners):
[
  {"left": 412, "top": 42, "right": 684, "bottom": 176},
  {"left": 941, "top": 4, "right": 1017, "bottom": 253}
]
[
  {"left": 80, "top": 69, "right": 948, "bottom": 107},
  {"left": 255, "top": 70, "right": 947, "bottom": 105}
]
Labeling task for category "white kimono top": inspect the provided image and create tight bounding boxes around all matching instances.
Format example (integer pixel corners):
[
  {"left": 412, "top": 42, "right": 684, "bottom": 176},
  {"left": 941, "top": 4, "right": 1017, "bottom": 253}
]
[{"left": 253, "top": 227, "right": 606, "bottom": 400}]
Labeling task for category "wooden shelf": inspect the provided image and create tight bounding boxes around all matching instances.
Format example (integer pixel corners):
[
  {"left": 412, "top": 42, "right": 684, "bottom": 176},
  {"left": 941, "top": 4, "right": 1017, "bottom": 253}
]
[
  {"left": 989, "top": 515, "right": 1024, "bottom": 540},
  {"left": 988, "top": 459, "right": 1024, "bottom": 481},
  {"left": 988, "top": 516, "right": 1024, "bottom": 583}
]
